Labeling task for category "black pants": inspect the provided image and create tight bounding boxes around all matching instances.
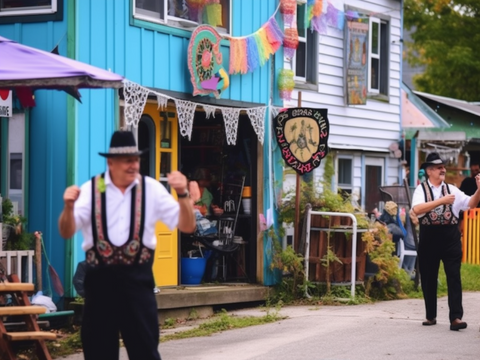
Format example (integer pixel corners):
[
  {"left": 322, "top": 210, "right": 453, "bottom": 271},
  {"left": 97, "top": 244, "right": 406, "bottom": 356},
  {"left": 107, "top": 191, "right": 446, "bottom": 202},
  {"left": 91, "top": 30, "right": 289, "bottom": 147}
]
[
  {"left": 81, "top": 264, "right": 161, "bottom": 360},
  {"left": 418, "top": 225, "right": 463, "bottom": 322}
]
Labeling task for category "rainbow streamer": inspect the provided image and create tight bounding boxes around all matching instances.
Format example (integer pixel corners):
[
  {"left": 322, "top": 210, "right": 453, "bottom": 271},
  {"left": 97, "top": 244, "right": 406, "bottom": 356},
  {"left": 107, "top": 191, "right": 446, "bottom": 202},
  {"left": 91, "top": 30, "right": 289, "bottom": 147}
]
[
  {"left": 307, "top": 0, "right": 323, "bottom": 24},
  {"left": 325, "top": 2, "right": 344, "bottom": 30},
  {"left": 246, "top": 36, "right": 260, "bottom": 73},
  {"left": 228, "top": 17, "right": 283, "bottom": 75},
  {"left": 229, "top": 38, "right": 248, "bottom": 75},
  {"left": 253, "top": 32, "right": 268, "bottom": 67},
  {"left": 264, "top": 18, "right": 284, "bottom": 54}
]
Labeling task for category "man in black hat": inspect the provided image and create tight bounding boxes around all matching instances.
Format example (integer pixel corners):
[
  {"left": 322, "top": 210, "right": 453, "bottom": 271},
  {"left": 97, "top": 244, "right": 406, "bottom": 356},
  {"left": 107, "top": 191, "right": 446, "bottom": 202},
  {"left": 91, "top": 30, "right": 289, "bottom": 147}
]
[
  {"left": 58, "top": 131, "right": 196, "bottom": 360},
  {"left": 411, "top": 152, "right": 480, "bottom": 331},
  {"left": 460, "top": 161, "right": 480, "bottom": 206}
]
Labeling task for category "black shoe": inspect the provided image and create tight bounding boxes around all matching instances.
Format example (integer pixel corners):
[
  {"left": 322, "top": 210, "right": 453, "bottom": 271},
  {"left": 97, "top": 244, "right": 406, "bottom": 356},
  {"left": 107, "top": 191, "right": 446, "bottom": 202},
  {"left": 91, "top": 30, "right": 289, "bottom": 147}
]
[
  {"left": 422, "top": 319, "right": 437, "bottom": 326},
  {"left": 450, "top": 319, "right": 467, "bottom": 331}
]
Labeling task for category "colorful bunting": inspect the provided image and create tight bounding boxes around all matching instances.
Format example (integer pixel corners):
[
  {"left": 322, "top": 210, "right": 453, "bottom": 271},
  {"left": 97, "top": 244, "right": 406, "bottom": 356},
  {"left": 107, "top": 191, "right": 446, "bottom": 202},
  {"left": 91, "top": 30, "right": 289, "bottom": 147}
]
[
  {"left": 280, "top": 0, "right": 297, "bottom": 26},
  {"left": 227, "top": 16, "right": 284, "bottom": 75},
  {"left": 283, "top": 27, "right": 299, "bottom": 60}
]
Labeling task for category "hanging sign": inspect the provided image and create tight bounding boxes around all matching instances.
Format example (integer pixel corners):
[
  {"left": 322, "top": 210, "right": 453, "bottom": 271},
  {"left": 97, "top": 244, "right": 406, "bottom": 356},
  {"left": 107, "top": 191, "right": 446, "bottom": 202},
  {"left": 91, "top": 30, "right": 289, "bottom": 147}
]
[
  {"left": 187, "top": 25, "right": 230, "bottom": 99},
  {"left": 345, "top": 18, "right": 369, "bottom": 105},
  {"left": 0, "top": 90, "right": 12, "bottom": 117},
  {"left": 275, "top": 107, "right": 329, "bottom": 175}
]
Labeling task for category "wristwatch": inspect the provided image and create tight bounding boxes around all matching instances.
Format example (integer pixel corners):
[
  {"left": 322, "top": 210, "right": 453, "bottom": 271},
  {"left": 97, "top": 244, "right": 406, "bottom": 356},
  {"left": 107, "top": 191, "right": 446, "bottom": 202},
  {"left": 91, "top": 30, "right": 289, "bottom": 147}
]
[{"left": 177, "top": 190, "right": 190, "bottom": 199}]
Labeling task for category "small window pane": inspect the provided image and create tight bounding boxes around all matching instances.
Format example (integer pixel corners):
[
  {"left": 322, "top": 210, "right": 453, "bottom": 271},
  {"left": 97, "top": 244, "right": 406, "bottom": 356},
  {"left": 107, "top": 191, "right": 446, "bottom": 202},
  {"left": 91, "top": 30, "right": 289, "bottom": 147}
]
[
  {"left": 160, "top": 152, "right": 171, "bottom": 178},
  {"left": 167, "top": 0, "right": 229, "bottom": 30},
  {"left": 10, "top": 153, "right": 22, "bottom": 190},
  {"left": 1, "top": 0, "right": 51, "bottom": 10},
  {"left": 338, "top": 159, "right": 352, "bottom": 185},
  {"left": 370, "top": 58, "right": 379, "bottom": 90},
  {"left": 371, "top": 22, "right": 379, "bottom": 55},
  {"left": 136, "top": 0, "right": 165, "bottom": 20},
  {"left": 295, "top": 41, "right": 306, "bottom": 78},
  {"left": 296, "top": 4, "right": 306, "bottom": 38}
]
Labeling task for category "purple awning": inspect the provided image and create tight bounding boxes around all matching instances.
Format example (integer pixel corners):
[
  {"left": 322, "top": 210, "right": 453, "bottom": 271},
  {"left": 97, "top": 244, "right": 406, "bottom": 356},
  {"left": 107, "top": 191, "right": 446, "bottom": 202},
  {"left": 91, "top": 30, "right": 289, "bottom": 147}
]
[{"left": 0, "top": 35, "right": 124, "bottom": 89}]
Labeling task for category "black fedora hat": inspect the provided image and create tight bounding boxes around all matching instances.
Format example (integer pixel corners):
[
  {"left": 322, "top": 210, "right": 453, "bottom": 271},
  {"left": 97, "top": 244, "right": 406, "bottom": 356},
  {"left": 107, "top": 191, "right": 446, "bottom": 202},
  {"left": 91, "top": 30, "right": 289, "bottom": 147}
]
[
  {"left": 99, "top": 131, "right": 147, "bottom": 158},
  {"left": 421, "top": 152, "right": 445, "bottom": 170}
]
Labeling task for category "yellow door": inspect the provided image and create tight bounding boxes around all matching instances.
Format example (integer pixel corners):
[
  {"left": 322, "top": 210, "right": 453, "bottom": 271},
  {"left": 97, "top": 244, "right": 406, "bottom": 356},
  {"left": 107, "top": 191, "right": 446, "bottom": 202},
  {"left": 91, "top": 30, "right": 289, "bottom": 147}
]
[{"left": 143, "top": 103, "right": 179, "bottom": 286}]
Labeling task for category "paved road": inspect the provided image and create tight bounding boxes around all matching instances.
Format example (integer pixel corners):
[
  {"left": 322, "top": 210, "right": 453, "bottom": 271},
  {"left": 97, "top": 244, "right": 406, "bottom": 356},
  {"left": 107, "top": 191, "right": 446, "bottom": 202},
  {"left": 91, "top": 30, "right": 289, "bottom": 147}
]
[{"left": 59, "top": 292, "right": 480, "bottom": 360}]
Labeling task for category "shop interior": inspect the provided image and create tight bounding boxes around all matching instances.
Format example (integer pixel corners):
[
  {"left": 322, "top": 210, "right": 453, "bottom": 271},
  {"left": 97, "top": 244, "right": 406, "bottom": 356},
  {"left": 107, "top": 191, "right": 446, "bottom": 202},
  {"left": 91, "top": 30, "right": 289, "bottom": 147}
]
[{"left": 180, "top": 109, "right": 258, "bottom": 283}]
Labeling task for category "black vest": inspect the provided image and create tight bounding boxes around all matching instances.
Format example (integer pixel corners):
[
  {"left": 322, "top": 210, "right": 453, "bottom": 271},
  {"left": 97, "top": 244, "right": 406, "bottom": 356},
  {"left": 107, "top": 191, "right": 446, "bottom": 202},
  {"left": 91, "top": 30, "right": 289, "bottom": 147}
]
[{"left": 86, "top": 173, "right": 154, "bottom": 267}]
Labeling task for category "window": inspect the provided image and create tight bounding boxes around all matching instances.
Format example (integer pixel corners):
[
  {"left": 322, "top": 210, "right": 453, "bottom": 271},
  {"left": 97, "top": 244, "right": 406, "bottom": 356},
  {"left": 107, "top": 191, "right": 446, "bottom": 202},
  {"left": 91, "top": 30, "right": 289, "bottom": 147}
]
[
  {"left": 133, "top": 0, "right": 231, "bottom": 34},
  {"left": 337, "top": 158, "right": 353, "bottom": 193},
  {"left": 0, "top": 0, "right": 62, "bottom": 22},
  {"left": 0, "top": 0, "right": 55, "bottom": 16},
  {"left": 292, "top": 3, "right": 318, "bottom": 83},
  {"left": 368, "top": 17, "right": 389, "bottom": 96}
]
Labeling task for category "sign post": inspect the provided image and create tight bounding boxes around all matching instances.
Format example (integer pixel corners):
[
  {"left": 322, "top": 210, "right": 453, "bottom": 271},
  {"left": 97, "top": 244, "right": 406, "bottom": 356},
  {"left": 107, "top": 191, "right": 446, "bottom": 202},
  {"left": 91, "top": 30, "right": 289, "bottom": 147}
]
[{"left": 274, "top": 102, "right": 329, "bottom": 253}]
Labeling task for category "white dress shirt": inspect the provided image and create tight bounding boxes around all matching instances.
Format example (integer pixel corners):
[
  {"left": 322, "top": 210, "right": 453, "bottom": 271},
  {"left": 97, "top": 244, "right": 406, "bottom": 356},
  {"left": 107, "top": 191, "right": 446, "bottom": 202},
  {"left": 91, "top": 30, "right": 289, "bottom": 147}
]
[
  {"left": 74, "top": 171, "right": 179, "bottom": 251},
  {"left": 411, "top": 180, "right": 470, "bottom": 218}
]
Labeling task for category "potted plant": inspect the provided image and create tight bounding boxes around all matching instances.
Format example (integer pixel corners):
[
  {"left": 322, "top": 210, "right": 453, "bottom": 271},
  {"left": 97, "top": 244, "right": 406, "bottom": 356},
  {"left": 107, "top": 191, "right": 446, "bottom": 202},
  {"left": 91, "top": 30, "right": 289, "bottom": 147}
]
[{"left": 1, "top": 198, "right": 33, "bottom": 251}]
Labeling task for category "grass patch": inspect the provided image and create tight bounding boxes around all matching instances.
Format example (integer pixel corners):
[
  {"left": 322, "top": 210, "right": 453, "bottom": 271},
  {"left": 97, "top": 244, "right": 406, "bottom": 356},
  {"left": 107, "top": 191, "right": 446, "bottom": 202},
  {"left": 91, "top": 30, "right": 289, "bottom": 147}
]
[
  {"left": 403, "top": 263, "right": 480, "bottom": 299},
  {"left": 160, "top": 309, "right": 283, "bottom": 342}
]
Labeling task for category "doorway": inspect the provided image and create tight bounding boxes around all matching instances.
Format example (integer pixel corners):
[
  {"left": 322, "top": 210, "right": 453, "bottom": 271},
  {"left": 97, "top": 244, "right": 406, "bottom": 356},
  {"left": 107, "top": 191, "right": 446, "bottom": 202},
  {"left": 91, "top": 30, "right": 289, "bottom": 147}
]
[
  {"left": 180, "top": 110, "right": 257, "bottom": 282},
  {"left": 365, "top": 157, "right": 384, "bottom": 213}
]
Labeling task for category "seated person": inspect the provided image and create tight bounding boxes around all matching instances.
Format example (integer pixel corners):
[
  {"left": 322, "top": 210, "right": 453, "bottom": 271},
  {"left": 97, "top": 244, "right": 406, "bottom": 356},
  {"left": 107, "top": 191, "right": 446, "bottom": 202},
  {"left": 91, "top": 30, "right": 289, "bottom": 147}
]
[
  {"left": 192, "top": 167, "right": 222, "bottom": 216},
  {"left": 376, "top": 201, "right": 407, "bottom": 254},
  {"left": 189, "top": 180, "right": 218, "bottom": 236}
]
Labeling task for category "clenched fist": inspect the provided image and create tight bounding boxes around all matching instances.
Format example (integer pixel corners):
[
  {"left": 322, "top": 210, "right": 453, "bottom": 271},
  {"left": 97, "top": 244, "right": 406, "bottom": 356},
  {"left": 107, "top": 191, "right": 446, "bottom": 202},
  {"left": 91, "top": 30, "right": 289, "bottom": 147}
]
[
  {"left": 63, "top": 185, "right": 81, "bottom": 208},
  {"left": 167, "top": 171, "right": 188, "bottom": 196},
  {"left": 441, "top": 194, "right": 455, "bottom": 205}
]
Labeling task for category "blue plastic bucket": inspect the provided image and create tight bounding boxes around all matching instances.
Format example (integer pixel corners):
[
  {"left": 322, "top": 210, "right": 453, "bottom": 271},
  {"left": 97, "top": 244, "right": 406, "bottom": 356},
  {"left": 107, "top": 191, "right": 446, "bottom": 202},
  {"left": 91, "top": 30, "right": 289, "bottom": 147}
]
[{"left": 181, "top": 256, "right": 208, "bottom": 285}]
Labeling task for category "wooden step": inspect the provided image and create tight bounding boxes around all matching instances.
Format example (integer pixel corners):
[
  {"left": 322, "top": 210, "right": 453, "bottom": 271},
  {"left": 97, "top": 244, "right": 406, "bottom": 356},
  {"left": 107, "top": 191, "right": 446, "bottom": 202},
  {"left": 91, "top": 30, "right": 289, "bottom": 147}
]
[
  {"left": 0, "top": 306, "right": 47, "bottom": 316},
  {"left": 0, "top": 283, "right": 34, "bottom": 293},
  {"left": 4, "top": 331, "right": 57, "bottom": 341}
]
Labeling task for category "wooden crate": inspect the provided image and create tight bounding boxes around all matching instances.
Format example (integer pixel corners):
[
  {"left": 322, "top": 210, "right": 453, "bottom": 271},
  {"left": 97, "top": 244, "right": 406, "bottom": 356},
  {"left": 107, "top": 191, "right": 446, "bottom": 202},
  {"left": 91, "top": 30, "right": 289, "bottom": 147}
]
[{"left": 307, "top": 214, "right": 367, "bottom": 283}]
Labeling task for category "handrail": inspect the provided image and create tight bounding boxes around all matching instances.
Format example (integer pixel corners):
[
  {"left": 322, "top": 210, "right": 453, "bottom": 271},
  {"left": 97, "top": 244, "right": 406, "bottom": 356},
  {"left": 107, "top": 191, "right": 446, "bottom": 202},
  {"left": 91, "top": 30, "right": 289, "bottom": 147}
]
[{"left": 304, "top": 209, "right": 358, "bottom": 298}]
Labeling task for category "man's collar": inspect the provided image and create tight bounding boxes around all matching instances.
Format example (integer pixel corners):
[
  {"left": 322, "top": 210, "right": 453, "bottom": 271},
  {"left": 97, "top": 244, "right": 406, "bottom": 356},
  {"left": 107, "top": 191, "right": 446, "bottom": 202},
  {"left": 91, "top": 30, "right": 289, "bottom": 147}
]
[
  {"left": 104, "top": 170, "right": 139, "bottom": 189},
  {"left": 428, "top": 179, "right": 444, "bottom": 189}
]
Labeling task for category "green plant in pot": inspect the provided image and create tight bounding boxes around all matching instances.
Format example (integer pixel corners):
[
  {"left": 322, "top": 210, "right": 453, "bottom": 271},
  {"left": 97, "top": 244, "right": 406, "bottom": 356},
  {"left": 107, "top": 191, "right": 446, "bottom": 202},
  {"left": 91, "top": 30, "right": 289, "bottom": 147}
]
[{"left": 1, "top": 198, "right": 33, "bottom": 250}]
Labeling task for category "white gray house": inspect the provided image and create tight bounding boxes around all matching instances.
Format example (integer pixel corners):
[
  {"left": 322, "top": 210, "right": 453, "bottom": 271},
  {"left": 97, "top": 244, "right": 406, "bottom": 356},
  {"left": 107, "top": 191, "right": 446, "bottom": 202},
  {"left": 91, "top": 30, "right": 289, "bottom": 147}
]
[{"left": 283, "top": 0, "right": 404, "bottom": 214}]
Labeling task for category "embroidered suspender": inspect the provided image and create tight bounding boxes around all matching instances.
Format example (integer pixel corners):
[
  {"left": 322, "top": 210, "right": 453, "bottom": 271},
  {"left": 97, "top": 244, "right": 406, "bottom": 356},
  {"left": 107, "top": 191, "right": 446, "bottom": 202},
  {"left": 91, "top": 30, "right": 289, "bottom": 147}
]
[
  {"left": 420, "top": 181, "right": 458, "bottom": 226},
  {"left": 87, "top": 173, "right": 151, "bottom": 266}
]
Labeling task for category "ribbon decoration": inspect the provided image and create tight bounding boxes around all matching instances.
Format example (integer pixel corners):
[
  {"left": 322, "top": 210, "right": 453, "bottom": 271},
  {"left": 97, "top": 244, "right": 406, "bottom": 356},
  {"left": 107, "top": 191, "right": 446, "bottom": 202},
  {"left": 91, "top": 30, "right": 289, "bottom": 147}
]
[
  {"left": 280, "top": 0, "right": 297, "bottom": 26},
  {"left": 228, "top": 15, "right": 284, "bottom": 75}
]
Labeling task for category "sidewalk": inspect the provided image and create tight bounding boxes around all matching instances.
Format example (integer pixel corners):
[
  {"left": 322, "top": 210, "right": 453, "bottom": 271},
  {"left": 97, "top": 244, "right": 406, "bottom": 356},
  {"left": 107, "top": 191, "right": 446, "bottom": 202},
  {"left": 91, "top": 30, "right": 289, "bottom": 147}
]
[{"left": 58, "top": 292, "right": 480, "bottom": 360}]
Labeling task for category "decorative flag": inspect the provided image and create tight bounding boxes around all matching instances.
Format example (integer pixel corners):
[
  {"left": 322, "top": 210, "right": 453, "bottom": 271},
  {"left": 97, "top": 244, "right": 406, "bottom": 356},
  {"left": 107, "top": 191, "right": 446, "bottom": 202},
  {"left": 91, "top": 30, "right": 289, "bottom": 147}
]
[
  {"left": 283, "top": 27, "right": 299, "bottom": 60},
  {"left": 278, "top": 69, "right": 295, "bottom": 100},
  {"left": 274, "top": 108, "right": 330, "bottom": 175},
  {"left": 280, "top": 0, "right": 297, "bottom": 26}
]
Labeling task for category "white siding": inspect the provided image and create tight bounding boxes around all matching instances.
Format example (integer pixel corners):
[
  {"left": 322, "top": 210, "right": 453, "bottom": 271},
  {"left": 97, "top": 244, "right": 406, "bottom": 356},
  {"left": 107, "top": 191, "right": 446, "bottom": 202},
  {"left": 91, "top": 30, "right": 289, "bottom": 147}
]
[{"left": 282, "top": 0, "right": 403, "bottom": 211}]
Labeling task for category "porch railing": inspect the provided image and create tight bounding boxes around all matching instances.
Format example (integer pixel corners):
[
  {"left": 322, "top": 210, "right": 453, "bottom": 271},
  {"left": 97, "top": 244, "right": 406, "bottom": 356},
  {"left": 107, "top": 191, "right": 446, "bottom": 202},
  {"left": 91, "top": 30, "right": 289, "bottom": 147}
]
[
  {"left": 462, "top": 209, "right": 480, "bottom": 264},
  {"left": 0, "top": 250, "right": 34, "bottom": 283}
]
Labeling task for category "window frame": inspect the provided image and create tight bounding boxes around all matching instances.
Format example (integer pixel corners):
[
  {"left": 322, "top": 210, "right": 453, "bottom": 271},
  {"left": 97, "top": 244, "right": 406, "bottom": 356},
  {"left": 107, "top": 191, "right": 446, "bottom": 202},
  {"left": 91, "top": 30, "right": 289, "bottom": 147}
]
[
  {"left": 337, "top": 156, "right": 353, "bottom": 192},
  {"left": 292, "top": 3, "right": 318, "bottom": 85},
  {"left": 367, "top": 16, "right": 389, "bottom": 98},
  {"left": 0, "top": 0, "right": 62, "bottom": 23},
  {"left": 132, "top": 0, "right": 231, "bottom": 35}
]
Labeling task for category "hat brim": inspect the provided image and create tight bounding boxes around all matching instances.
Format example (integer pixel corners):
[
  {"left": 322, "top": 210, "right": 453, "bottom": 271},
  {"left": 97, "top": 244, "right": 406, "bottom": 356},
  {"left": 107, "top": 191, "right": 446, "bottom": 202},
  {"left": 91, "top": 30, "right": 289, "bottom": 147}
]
[
  {"left": 99, "top": 149, "right": 149, "bottom": 158},
  {"left": 421, "top": 159, "right": 445, "bottom": 170}
]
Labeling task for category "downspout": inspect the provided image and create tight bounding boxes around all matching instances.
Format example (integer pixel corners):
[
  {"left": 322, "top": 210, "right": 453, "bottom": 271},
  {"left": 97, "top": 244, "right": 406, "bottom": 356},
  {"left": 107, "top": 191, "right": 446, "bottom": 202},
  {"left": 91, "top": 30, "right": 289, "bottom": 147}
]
[{"left": 64, "top": 0, "right": 77, "bottom": 298}]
